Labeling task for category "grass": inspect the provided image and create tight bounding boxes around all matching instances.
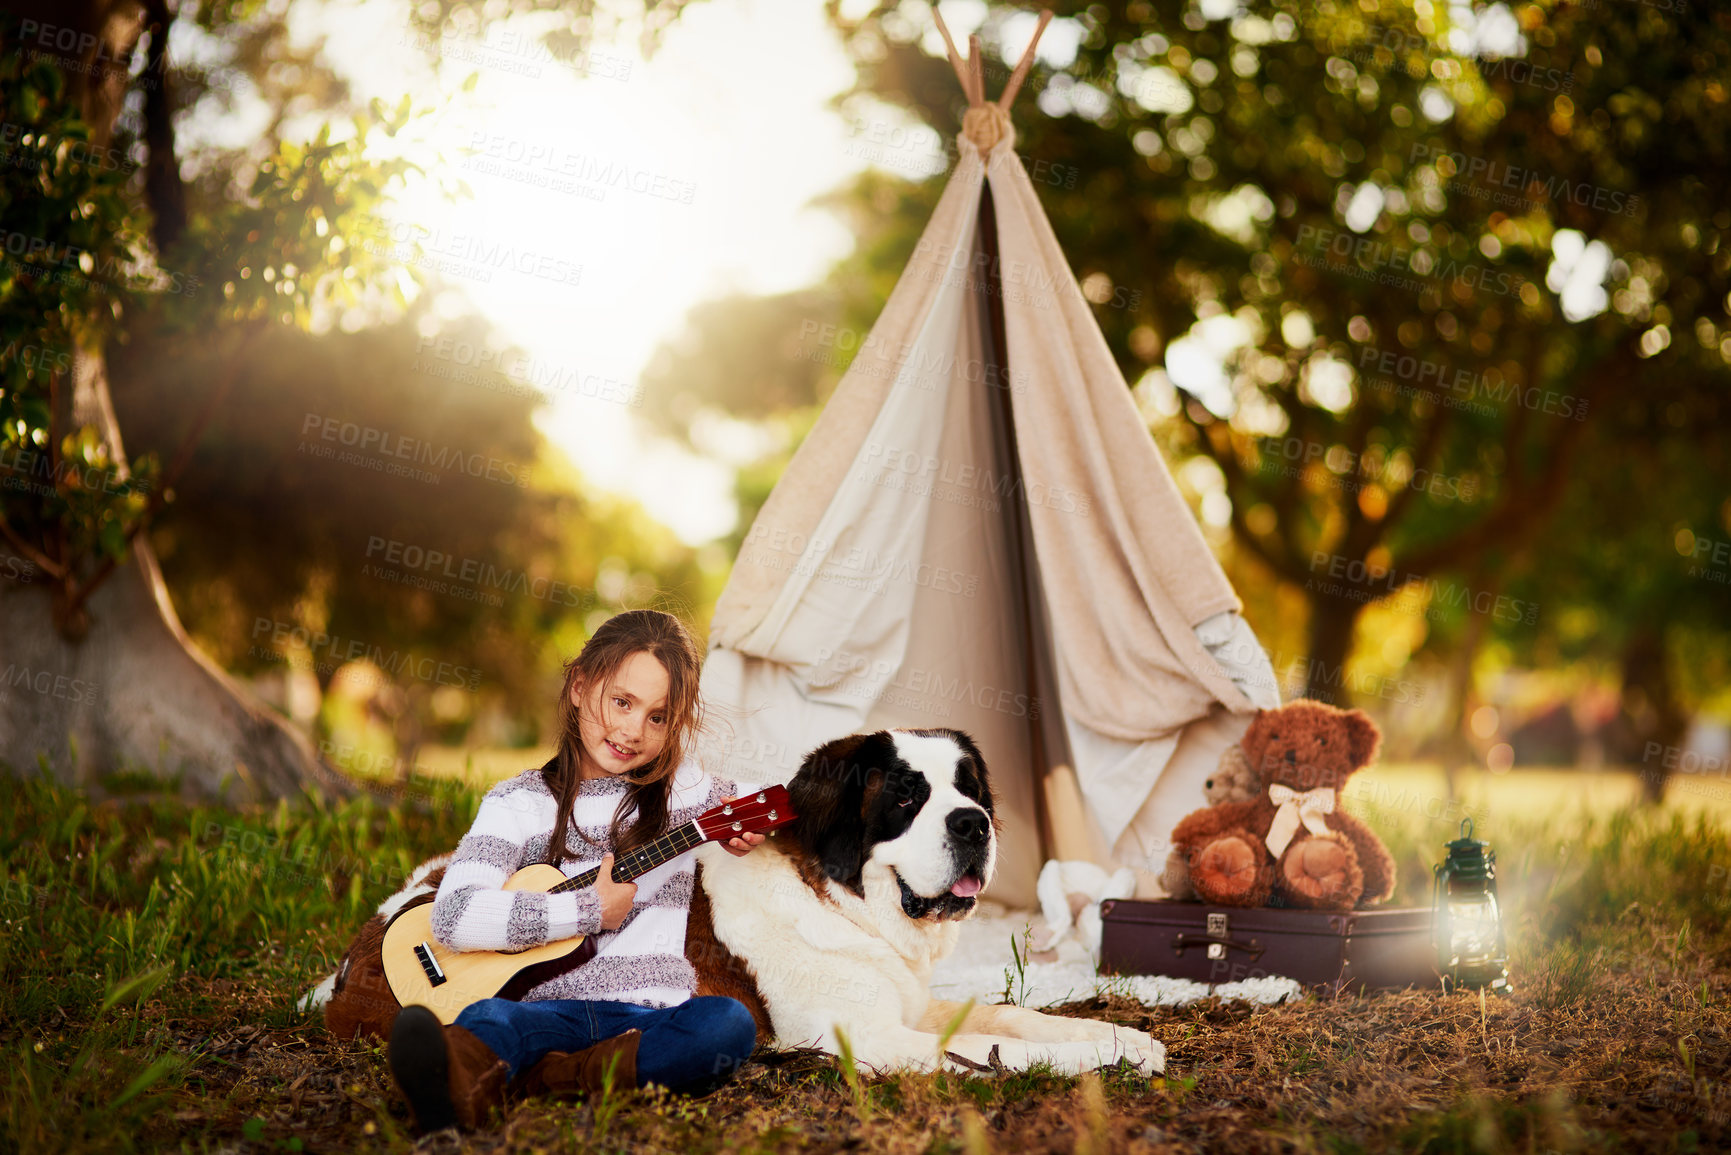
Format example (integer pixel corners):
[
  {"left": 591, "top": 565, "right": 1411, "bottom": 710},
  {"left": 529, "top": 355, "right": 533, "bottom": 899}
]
[{"left": 0, "top": 758, "right": 1727, "bottom": 1153}]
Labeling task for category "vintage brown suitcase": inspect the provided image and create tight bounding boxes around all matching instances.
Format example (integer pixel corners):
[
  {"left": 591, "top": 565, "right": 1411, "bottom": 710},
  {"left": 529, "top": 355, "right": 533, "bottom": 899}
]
[{"left": 1097, "top": 900, "right": 1441, "bottom": 993}]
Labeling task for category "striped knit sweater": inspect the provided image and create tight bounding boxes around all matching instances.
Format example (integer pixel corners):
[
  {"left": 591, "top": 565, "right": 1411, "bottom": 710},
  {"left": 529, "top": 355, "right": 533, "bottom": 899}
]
[{"left": 429, "top": 756, "right": 737, "bottom": 1008}]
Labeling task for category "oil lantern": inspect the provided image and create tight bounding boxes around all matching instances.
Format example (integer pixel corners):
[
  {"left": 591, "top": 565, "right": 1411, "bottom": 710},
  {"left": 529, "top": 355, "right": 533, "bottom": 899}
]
[{"left": 1432, "top": 817, "right": 1510, "bottom": 993}]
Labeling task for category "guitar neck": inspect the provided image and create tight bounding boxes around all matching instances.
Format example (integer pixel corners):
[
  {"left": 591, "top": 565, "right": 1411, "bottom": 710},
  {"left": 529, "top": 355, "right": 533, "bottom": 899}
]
[{"left": 546, "top": 821, "right": 704, "bottom": 894}]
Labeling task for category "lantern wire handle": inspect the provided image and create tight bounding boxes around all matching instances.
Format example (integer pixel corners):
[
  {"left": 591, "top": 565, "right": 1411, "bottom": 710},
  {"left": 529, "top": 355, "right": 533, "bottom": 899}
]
[{"left": 1459, "top": 816, "right": 1473, "bottom": 839}]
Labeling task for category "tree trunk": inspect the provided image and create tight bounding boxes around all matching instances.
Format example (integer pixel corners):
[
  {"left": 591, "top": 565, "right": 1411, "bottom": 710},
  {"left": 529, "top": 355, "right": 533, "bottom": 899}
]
[
  {"left": 1434, "top": 565, "right": 1501, "bottom": 796},
  {"left": 1617, "top": 624, "right": 1688, "bottom": 805},
  {"left": 0, "top": 0, "right": 349, "bottom": 804},
  {"left": 0, "top": 549, "right": 351, "bottom": 804},
  {"left": 1301, "top": 592, "right": 1362, "bottom": 704}
]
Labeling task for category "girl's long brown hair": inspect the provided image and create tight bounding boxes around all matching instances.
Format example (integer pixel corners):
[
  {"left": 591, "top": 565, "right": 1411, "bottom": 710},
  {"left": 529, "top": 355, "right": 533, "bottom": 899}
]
[{"left": 541, "top": 609, "right": 705, "bottom": 868}]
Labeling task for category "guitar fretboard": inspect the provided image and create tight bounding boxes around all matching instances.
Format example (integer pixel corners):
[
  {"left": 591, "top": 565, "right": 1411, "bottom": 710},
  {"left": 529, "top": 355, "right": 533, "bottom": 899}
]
[{"left": 546, "top": 821, "right": 704, "bottom": 893}]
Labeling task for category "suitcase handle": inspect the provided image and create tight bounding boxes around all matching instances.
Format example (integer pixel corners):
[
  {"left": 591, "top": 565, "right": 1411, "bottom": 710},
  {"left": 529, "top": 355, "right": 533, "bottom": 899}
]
[{"left": 1172, "top": 932, "right": 1265, "bottom": 960}]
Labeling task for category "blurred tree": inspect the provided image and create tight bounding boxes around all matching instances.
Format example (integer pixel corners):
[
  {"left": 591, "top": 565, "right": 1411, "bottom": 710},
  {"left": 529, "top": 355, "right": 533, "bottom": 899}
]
[
  {"left": 834, "top": 0, "right": 1730, "bottom": 710},
  {"left": 0, "top": 0, "right": 701, "bottom": 800},
  {"left": 645, "top": 2, "right": 1729, "bottom": 761},
  {"left": 1492, "top": 385, "right": 1731, "bottom": 799},
  {"left": 110, "top": 303, "right": 708, "bottom": 776}
]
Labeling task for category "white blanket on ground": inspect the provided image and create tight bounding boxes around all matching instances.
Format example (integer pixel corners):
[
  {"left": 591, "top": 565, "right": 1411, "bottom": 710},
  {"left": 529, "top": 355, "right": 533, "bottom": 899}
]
[{"left": 929, "top": 903, "right": 1302, "bottom": 1010}]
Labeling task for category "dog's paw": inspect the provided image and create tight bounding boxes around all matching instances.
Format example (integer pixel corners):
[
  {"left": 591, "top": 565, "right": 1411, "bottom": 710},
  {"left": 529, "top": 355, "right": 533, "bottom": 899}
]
[
  {"left": 1031, "top": 1040, "right": 1120, "bottom": 1075},
  {"left": 1121, "top": 1033, "right": 1166, "bottom": 1075},
  {"left": 1053, "top": 1021, "right": 1165, "bottom": 1074}
]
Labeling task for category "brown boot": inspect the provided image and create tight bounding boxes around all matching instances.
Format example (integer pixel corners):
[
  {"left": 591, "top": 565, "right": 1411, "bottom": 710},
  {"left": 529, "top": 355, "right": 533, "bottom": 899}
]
[
  {"left": 509, "top": 1028, "right": 642, "bottom": 1100},
  {"left": 388, "top": 1005, "right": 511, "bottom": 1133}
]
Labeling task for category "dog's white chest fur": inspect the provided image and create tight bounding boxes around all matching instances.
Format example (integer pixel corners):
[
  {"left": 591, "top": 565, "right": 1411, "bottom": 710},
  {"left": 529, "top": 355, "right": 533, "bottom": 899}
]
[{"left": 698, "top": 841, "right": 957, "bottom": 1047}]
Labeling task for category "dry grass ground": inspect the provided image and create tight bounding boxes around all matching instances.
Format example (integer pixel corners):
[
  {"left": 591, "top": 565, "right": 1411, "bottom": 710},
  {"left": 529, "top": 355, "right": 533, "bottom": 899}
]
[{"left": 2, "top": 763, "right": 1727, "bottom": 1154}]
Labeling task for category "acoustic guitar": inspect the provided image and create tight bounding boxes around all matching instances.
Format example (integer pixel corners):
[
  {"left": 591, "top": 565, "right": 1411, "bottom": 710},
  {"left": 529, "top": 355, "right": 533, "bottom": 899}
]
[{"left": 382, "top": 785, "right": 794, "bottom": 1023}]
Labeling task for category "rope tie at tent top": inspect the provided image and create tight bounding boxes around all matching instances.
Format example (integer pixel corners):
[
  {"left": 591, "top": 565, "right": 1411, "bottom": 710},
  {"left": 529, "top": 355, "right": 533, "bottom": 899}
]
[
  {"left": 962, "top": 104, "right": 1015, "bottom": 155},
  {"left": 931, "top": 8, "right": 1052, "bottom": 155}
]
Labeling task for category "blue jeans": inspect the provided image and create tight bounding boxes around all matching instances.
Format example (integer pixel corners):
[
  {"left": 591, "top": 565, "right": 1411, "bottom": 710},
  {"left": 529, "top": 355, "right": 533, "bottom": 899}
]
[{"left": 455, "top": 996, "right": 757, "bottom": 1094}]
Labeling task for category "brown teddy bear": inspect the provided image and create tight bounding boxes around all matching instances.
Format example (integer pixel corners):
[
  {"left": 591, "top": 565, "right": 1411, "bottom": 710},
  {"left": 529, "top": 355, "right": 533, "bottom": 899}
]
[
  {"left": 1170, "top": 701, "right": 1396, "bottom": 910},
  {"left": 1159, "top": 744, "right": 1260, "bottom": 899}
]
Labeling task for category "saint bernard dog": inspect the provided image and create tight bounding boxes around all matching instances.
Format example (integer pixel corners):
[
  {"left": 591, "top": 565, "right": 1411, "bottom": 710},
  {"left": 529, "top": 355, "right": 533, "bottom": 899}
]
[{"left": 686, "top": 727, "right": 1165, "bottom": 1076}]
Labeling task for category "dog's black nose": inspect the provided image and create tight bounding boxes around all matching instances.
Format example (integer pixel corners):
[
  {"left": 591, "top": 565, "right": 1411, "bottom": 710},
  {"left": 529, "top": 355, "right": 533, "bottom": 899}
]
[
  {"left": 1284, "top": 749, "right": 1297, "bottom": 764},
  {"left": 946, "top": 808, "right": 989, "bottom": 845}
]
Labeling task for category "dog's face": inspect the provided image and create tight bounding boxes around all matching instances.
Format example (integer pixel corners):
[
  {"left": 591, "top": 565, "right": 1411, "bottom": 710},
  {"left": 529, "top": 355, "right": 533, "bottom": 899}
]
[{"left": 786, "top": 728, "right": 998, "bottom": 921}]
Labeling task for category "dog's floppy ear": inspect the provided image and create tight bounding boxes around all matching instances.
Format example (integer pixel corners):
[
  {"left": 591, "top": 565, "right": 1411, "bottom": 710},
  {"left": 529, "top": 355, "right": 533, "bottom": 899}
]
[
  {"left": 789, "top": 731, "right": 896, "bottom": 896},
  {"left": 941, "top": 728, "right": 996, "bottom": 816}
]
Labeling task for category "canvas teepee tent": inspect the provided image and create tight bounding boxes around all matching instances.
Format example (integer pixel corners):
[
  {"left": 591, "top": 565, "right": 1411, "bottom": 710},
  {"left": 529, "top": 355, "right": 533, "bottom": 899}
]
[{"left": 699, "top": 12, "right": 1279, "bottom": 909}]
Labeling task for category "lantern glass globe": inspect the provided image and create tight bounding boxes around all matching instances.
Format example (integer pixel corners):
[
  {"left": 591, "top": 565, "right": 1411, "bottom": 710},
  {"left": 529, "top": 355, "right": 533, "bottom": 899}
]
[{"left": 1445, "top": 891, "right": 1502, "bottom": 970}]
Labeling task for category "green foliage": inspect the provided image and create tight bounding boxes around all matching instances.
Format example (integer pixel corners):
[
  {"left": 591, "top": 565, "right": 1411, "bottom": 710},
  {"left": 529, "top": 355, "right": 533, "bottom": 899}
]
[
  {"left": 0, "top": 763, "right": 481, "bottom": 1151},
  {"left": 0, "top": 36, "right": 158, "bottom": 575},
  {"left": 0, "top": 766, "right": 477, "bottom": 1003},
  {"left": 1531, "top": 808, "right": 1731, "bottom": 939},
  {"left": 832, "top": 1024, "right": 872, "bottom": 1122},
  {"left": 0, "top": 11, "right": 424, "bottom": 629},
  {"left": 592, "top": 1047, "right": 629, "bottom": 1140},
  {"left": 168, "top": 101, "right": 424, "bottom": 332},
  {"left": 1399, "top": 1090, "right": 1590, "bottom": 1154},
  {"left": 1001, "top": 923, "right": 1035, "bottom": 1006}
]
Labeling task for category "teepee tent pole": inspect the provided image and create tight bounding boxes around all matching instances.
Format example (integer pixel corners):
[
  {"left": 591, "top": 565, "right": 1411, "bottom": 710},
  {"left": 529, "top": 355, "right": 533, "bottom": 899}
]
[
  {"left": 930, "top": 8, "right": 978, "bottom": 105},
  {"left": 931, "top": 8, "right": 1055, "bottom": 111},
  {"left": 998, "top": 10, "right": 1054, "bottom": 111},
  {"left": 968, "top": 34, "right": 985, "bottom": 107}
]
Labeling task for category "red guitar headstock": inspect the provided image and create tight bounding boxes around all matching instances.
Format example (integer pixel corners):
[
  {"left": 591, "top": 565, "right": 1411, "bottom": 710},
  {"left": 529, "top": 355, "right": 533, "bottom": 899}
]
[{"left": 695, "top": 784, "right": 796, "bottom": 843}]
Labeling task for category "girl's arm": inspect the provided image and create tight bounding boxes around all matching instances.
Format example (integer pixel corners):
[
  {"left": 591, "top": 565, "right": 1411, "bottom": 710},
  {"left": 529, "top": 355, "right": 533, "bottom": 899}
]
[{"left": 429, "top": 791, "right": 604, "bottom": 952}]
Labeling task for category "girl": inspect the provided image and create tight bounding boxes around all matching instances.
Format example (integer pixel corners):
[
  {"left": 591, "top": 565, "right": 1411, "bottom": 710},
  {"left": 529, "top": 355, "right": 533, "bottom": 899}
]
[{"left": 387, "top": 609, "right": 764, "bottom": 1134}]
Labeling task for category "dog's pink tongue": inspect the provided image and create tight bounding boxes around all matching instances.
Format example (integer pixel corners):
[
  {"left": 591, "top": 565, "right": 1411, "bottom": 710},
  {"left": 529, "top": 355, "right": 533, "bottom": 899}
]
[{"left": 950, "top": 874, "right": 982, "bottom": 897}]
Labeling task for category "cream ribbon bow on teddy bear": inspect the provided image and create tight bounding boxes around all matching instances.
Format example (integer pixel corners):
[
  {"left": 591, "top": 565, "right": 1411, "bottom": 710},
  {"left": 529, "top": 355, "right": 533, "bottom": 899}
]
[{"left": 1264, "top": 784, "right": 1337, "bottom": 857}]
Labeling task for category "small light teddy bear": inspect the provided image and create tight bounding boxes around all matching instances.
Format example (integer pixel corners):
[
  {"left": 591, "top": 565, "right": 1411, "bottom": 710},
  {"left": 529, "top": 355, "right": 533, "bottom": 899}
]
[{"left": 1158, "top": 743, "right": 1261, "bottom": 900}]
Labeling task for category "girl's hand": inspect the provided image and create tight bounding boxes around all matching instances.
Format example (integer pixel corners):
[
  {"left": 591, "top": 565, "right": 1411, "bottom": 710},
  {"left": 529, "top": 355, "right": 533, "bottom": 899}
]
[
  {"left": 721, "top": 830, "right": 765, "bottom": 857},
  {"left": 595, "top": 853, "right": 638, "bottom": 930}
]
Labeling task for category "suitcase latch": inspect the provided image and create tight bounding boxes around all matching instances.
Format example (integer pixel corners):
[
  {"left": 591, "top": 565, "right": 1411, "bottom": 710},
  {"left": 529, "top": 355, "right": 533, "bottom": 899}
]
[
  {"left": 1173, "top": 930, "right": 1265, "bottom": 960},
  {"left": 1206, "top": 913, "right": 1229, "bottom": 958}
]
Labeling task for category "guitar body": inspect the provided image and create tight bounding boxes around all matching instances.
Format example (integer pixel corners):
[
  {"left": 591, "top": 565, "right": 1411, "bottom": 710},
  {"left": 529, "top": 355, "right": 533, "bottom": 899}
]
[{"left": 380, "top": 863, "right": 593, "bottom": 1024}]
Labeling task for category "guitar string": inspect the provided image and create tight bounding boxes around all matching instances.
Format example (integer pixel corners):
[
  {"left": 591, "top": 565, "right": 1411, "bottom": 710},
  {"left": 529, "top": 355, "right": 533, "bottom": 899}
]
[
  {"left": 548, "top": 823, "right": 700, "bottom": 894},
  {"left": 544, "top": 793, "right": 780, "bottom": 895}
]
